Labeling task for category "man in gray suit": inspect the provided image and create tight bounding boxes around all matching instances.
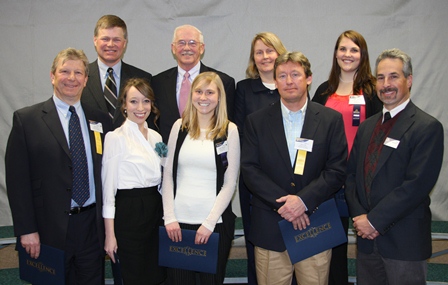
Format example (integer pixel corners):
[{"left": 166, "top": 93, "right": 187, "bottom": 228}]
[
  {"left": 346, "top": 48, "right": 444, "bottom": 285},
  {"left": 152, "top": 24, "right": 235, "bottom": 142},
  {"left": 81, "top": 15, "right": 152, "bottom": 130}
]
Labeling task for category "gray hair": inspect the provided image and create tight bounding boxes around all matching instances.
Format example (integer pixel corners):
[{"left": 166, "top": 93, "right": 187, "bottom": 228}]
[
  {"left": 375, "top": 48, "right": 412, "bottom": 78},
  {"left": 172, "top": 25, "right": 204, "bottom": 43}
]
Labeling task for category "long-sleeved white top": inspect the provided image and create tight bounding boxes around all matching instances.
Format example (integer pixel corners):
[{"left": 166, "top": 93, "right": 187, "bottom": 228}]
[
  {"left": 162, "top": 119, "right": 240, "bottom": 232},
  {"left": 102, "top": 119, "right": 163, "bottom": 219}
]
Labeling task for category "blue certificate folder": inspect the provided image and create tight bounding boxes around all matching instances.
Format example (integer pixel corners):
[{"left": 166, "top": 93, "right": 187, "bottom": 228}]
[
  {"left": 18, "top": 243, "right": 65, "bottom": 285},
  {"left": 278, "top": 199, "right": 347, "bottom": 264},
  {"left": 158, "top": 227, "right": 219, "bottom": 274}
]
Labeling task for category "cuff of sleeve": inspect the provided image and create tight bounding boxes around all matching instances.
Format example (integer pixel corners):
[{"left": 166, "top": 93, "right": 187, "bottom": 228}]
[
  {"left": 102, "top": 206, "right": 115, "bottom": 219},
  {"left": 368, "top": 220, "right": 376, "bottom": 230}
]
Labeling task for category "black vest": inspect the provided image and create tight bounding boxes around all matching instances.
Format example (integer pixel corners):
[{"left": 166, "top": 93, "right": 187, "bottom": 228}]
[{"left": 171, "top": 126, "right": 235, "bottom": 238}]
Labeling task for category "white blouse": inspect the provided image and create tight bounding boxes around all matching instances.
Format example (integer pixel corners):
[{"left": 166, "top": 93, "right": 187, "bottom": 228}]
[
  {"left": 102, "top": 119, "right": 163, "bottom": 219},
  {"left": 162, "top": 119, "right": 240, "bottom": 232}
]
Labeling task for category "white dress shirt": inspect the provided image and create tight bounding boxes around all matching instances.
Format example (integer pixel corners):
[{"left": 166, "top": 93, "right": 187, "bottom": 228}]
[{"left": 102, "top": 119, "right": 163, "bottom": 218}]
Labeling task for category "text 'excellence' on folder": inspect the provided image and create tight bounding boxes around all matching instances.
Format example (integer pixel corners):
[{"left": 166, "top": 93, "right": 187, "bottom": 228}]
[
  {"left": 158, "top": 226, "right": 219, "bottom": 274},
  {"left": 278, "top": 198, "right": 347, "bottom": 264},
  {"left": 18, "top": 243, "right": 65, "bottom": 285}
]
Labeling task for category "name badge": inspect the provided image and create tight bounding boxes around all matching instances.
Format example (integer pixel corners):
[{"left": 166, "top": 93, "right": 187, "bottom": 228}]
[
  {"left": 94, "top": 132, "right": 102, "bottom": 154},
  {"left": 352, "top": 104, "right": 361, "bottom": 126},
  {"left": 384, "top": 137, "right": 400, "bottom": 149},
  {"left": 349, "top": 95, "right": 365, "bottom": 105},
  {"left": 295, "top": 138, "right": 313, "bottom": 152},
  {"left": 89, "top": 121, "right": 103, "bottom": 133},
  {"left": 215, "top": 140, "right": 229, "bottom": 155},
  {"left": 294, "top": 150, "right": 307, "bottom": 175}
]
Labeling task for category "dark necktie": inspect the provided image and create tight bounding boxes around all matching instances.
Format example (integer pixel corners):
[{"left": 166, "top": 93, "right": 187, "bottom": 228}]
[
  {"left": 69, "top": 106, "right": 90, "bottom": 206},
  {"left": 383, "top": 111, "right": 391, "bottom": 124},
  {"left": 364, "top": 112, "right": 393, "bottom": 195},
  {"left": 178, "top": 72, "right": 191, "bottom": 116},
  {"left": 104, "top": 67, "right": 117, "bottom": 119}
]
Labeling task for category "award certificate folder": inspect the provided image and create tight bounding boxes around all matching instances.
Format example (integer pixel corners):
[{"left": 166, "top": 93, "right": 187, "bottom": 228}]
[
  {"left": 158, "top": 227, "right": 219, "bottom": 274},
  {"left": 278, "top": 198, "right": 347, "bottom": 264},
  {"left": 18, "top": 243, "right": 65, "bottom": 285},
  {"left": 110, "top": 252, "right": 124, "bottom": 285}
]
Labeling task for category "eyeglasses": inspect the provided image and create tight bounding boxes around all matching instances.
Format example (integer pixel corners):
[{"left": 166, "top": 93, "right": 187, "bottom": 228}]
[{"left": 175, "top": 40, "right": 201, "bottom": 48}]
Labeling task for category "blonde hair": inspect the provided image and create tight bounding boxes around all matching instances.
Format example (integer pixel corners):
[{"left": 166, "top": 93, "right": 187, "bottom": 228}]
[
  {"left": 181, "top": 72, "right": 228, "bottom": 140},
  {"left": 246, "top": 32, "right": 287, "bottom": 79}
]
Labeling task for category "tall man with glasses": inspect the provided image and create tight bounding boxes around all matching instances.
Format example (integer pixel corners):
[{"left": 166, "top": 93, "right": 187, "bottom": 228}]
[
  {"left": 152, "top": 24, "right": 235, "bottom": 142},
  {"left": 81, "top": 15, "right": 152, "bottom": 130}
]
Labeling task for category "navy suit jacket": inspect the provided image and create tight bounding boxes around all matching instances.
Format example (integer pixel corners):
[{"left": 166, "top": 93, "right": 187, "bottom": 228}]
[
  {"left": 6, "top": 98, "right": 112, "bottom": 250},
  {"left": 346, "top": 100, "right": 444, "bottom": 261},
  {"left": 81, "top": 60, "right": 152, "bottom": 130},
  {"left": 152, "top": 62, "right": 235, "bottom": 143},
  {"left": 241, "top": 100, "right": 347, "bottom": 251}
]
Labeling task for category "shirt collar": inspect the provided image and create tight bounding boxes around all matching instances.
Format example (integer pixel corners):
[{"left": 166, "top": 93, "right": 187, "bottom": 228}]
[
  {"left": 382, "top": 98, "right": 410, "bottom": 118},
  {"left": 280, "top": 98, "right": 308, "bottom": 120},
  {"left": 52, "top": 94, "right": 81, "bottom": 118},
  {"left": 98, "top": 59, "right": 122, "bottom": 80},
  {"left": 177, "top": 61, "right": 201, "bottom": 80}
]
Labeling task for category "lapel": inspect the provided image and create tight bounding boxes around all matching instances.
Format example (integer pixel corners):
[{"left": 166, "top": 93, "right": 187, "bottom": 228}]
[
  {"left": 164, "top": 67, "right": 181, "bottom": 117},
  {"left": 355, "top": 112, "right": 381, "bottom": 202},
  {"left": 41, "top": 98, "right": 71, "bottom": 158},
  {"left": 87, "top": 61, "right": 108, "bottom": 113},
  {"left": 82, "top": 103, "right": 101, "bottom": 168},
  {"left": 373, "top": 101, "right": 416, "bottom": 178},
  {"left": 266, "top": 102, "right": 294, "bottom": 174},
  {"left": 300, "top": 102, "right": 320, "bottom": 145}
]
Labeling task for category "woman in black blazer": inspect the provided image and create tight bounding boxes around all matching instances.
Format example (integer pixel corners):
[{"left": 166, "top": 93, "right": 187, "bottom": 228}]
[
  {"left": 312, "top": 30, "right": 382, "bottom": 285},
  {"left": 234, "top": 32, "right": 286, "bottom": 285}
]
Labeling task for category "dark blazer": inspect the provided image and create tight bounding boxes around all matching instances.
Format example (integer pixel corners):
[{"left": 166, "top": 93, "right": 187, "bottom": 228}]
[
  {"left": 5, "top": 98, "right": 112, "bottom": 250},
  {"left": 241, "top": 101, "right": 348, "bottom": 251},
  {"left": 234, "top": 77, "right": 279, "bottom": 142},
  {"left": 81, "top": 60, "right": 152, "bottom": 130},
  {"left": 312, "top": 81, "right": 382, "bottom": 118},
  {"left": 152, "top": 62, "right": 235, "bottom": 143},
  {"left": 345, "top": 101, "right": 444, "bottom": 261}
]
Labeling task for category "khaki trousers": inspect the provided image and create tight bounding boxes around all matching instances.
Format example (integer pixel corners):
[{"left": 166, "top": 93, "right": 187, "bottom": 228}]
[{"left": 254, "top": 246, "right": 331, "bottom": 285}]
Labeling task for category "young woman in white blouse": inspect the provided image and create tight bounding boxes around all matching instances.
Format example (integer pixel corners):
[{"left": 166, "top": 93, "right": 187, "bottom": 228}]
[
  {"left": 162, "top": 72, "right": 240, "bottom": 285},
  {"left": 102, "top": 78, "right": 166, "bottom": 284}
]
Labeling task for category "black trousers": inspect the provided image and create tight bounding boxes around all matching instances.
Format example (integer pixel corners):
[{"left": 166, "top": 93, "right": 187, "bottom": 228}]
[
  {"left": 115, "top": 187, "right": 166, "bottom": 285},
  {"left": 328, "top": 216, "right": 349, "bottom": 285},
  {"left": 165, "top": 222, "right": 233, "bottom": 285},
  {"left": 64, "top": 206, "right": 104, "bottom": 285}
]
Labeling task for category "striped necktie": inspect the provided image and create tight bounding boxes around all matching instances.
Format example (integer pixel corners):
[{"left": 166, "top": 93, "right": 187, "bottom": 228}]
[{"left": 104, "top": 67, "right": 117, "bottom": 119}]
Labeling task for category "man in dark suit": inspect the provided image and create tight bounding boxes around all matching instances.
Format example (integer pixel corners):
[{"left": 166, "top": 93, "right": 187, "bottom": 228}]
[
  {"left": 346, "top": 48, "right": 444, "bottom": 285},
  {"left": 241, "top": 51, "right": 347, "bottom": 285},
  {"left": 152, "top": 24, "right": 235, "bottom": 142},
  {"left": 81, "top": 15, "right": 152, "bottom": 130},
  {"left": 6, "top": 48, "right": 112, "bottom": 284}
]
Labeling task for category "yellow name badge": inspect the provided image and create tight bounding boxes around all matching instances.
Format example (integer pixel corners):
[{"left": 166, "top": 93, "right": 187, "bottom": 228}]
[
  {"left": 89, "top": 121, "right": 103, "bottom": 155},
  {"left": 294, "top": 138, "right": 314, "bottom": 175},
  {"left": 294, "top": 150, "right": 307, "bottom": 175},
  {"left": 94, "top": 131, "right": 102, "bottom": 154}
]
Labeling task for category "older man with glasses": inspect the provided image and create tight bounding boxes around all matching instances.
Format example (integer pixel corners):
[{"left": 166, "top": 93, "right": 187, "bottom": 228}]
[{"left": 152, "top": 24, "right": 235, "bottom": 143}]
